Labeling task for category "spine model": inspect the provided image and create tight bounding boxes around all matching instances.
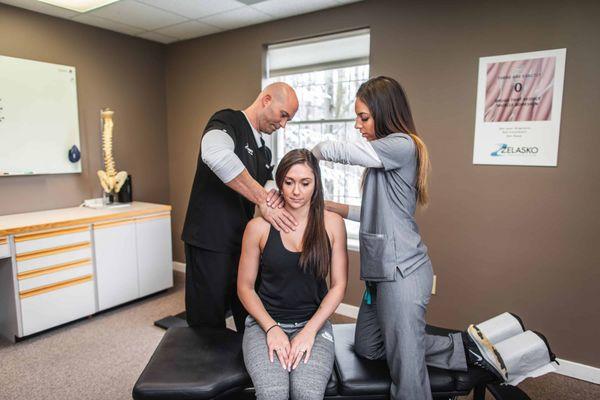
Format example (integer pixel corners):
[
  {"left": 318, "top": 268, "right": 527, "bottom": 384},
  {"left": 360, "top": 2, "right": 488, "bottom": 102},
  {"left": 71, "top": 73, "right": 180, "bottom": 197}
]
[{"left": 97, "top": 108, "right": 128, "bottom": 194}]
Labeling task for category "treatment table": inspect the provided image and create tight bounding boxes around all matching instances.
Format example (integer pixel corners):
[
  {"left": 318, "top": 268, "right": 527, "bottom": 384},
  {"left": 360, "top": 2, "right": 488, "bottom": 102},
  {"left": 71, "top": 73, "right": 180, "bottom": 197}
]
[{"left": 132, "top": 324, "right": 531, "bottom": 400}]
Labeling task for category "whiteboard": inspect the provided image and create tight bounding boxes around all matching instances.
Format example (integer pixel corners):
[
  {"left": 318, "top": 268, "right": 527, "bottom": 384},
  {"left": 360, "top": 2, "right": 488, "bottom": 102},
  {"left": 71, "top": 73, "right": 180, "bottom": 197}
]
[{"left": 0, "top": 55, "right": 82, "bottom": 176}]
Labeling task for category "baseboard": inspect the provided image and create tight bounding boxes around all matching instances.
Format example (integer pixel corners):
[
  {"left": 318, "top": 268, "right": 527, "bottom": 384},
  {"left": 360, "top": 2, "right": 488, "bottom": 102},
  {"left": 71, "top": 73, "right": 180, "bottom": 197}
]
[
  {"left": 169, "top": 264, "right": 600, "bottom": 385},
  {"left": 335, "top": 302, "right": 359, "bottom": 319},
  {"left": 555, "top": 358, "right": 600, "bottom": 384},
  {"left": 172, "top": 261, "right": 185, "bottom": 273}
]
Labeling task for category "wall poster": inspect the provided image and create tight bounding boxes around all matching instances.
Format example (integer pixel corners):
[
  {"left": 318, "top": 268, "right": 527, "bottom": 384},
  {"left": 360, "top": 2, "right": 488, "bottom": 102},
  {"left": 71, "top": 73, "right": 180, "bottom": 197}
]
[{"left": 473, "top": 49, "right": 566, "bottom": 166}]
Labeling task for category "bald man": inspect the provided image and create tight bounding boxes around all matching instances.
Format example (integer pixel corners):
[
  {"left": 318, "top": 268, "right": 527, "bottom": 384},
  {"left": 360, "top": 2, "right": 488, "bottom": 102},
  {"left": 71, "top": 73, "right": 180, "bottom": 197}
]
[{"left": 182, "top": 83, "right": 299, "bottom": 333}]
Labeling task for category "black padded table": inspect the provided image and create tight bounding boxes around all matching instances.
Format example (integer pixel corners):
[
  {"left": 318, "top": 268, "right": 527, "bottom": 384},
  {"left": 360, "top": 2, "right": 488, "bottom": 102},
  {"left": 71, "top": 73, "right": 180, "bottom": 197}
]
[
  {"left": 133, "top": 324, "right": 530, "bottom": 400},
  {"left": 331, "top": 324, "right": 496, "bottom": 398},
  {"left": 133, "top": 327, "right": 250, "bottom": 399}
]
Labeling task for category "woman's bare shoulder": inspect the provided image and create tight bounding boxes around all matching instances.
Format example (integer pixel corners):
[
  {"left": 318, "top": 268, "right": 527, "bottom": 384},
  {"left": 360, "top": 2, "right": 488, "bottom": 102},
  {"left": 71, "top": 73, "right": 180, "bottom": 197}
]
[
  {"left": 324, "top": 210, "right": 345, "bottom": 237},
  {"left": 324, "top": 209, "right": 344, "bottom": 225},
  {"left": 245, "top": 217, "right": 271, "bottom": 236}
]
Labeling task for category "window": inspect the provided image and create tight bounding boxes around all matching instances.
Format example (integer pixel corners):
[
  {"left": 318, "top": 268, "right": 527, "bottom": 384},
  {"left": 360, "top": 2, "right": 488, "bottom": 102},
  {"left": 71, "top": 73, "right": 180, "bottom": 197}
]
[{"left": 264, "top": 30, "right": 370, "bottom": 247}]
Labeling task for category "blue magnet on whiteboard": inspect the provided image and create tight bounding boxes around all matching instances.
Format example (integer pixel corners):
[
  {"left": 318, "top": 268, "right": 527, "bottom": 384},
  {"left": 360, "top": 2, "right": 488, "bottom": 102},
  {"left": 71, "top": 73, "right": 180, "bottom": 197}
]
[{"left": 68, "top": 145, "right": 81, "bottom": 162}]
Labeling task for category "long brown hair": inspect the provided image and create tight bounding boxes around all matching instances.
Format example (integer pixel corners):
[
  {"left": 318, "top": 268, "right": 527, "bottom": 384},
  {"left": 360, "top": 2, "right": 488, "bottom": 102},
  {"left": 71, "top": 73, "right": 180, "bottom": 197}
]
[
  {"left": 357, "top": 76, "right": 431, "bottom": 206},
  {"left": 275, "top": 149, "right": 331, "bottom": 280}
]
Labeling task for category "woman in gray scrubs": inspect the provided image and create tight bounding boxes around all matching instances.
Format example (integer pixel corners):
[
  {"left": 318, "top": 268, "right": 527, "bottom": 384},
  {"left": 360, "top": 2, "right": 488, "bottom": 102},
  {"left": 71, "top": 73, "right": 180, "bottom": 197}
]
[{"left": 312, "top": 76, "right": 468, "bottom": 400}]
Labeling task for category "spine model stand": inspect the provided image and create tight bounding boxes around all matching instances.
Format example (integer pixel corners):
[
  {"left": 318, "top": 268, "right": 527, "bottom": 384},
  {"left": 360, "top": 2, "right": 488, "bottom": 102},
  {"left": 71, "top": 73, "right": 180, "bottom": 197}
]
[{"left": 97, "top": 108, "right": 127, "bottom": 196}]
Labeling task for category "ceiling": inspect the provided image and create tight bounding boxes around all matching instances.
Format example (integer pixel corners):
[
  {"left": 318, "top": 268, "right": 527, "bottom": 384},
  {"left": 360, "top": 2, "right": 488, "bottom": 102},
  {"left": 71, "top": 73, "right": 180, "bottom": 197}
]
[{"left": 1, "top": 0, "right": 363, "bottom": 44}]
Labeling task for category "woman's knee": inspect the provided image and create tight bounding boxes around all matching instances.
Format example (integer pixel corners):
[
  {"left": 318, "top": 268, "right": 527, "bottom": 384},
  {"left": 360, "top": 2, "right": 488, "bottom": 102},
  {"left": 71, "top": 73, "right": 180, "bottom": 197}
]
[
  {"left": 290, "top": 379, "right": 325, "bottom": 400},
  {"left": 255, "top": 384, "right": 289, "bottom": 400}
]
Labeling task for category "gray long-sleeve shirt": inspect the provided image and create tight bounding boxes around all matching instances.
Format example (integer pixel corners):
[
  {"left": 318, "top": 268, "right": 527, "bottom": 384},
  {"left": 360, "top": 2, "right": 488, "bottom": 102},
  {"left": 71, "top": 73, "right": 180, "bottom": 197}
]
[
  {"left": 201, "top": 111, "right": 264, "bottom": 183},
  {"left": 312, "top": 134, "right": 430, "bottom": 280},
  {"left": 312, "top": 139, "right": 383, "bottom": 222}
]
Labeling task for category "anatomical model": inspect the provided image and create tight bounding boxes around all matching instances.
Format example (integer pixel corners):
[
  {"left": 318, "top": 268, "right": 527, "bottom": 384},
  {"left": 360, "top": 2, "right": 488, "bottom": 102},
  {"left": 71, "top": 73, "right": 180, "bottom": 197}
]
[{"left": 97, "top": 108, "right": 127, "bottom": 195}]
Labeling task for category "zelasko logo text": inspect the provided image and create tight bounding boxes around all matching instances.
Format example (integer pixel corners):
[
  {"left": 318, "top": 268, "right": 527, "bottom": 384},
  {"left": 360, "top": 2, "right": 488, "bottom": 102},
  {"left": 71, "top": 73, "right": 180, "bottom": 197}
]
[{"left": 491, "top": 144, "right": 539, "bottom": 156}]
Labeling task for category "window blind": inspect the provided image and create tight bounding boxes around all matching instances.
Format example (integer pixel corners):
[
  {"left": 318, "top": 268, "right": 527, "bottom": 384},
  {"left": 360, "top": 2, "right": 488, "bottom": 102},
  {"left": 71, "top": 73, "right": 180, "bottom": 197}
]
[{"left": 266, "top": 29, "right": 370, "bottom": 77}]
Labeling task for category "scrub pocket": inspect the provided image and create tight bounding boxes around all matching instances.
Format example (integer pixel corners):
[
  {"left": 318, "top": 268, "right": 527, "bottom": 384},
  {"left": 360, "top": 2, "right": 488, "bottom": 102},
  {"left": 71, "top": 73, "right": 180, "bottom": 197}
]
[{"left": 359, "top": 231, "right": 397, "bottom": 281}]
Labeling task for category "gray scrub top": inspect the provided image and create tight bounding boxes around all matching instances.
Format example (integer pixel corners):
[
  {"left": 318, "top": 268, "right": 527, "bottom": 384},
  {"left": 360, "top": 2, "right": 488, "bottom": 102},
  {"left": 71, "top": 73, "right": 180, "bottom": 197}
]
[{"left": 360, "top": 133, "right": 430, "bottom": 281}]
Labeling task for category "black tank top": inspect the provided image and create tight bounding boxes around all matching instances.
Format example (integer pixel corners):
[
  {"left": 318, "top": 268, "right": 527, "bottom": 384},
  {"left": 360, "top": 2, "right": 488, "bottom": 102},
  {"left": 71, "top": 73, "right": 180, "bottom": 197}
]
[{"left": 258, "top": 226, "right": 328, "bottom": 323}]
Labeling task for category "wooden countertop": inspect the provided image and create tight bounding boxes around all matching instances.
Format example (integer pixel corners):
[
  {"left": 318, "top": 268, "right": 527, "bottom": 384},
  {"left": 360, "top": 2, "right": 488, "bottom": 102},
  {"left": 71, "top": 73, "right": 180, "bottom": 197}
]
[{"left": 0, "top": 202, "right": 171, "bottom": 236}]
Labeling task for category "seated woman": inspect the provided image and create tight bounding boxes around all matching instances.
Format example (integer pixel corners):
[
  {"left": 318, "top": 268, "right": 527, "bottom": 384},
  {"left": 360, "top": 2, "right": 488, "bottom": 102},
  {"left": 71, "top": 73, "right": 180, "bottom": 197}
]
[{"left": 237, "top": 148, "right": 348, "bottom": 400}]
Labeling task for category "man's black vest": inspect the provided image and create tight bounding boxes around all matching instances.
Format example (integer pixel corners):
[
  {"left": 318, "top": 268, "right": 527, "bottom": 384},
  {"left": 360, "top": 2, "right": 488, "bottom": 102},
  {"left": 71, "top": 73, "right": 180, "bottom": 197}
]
[{"left": 182, "top": 109, "right": 273, "bottom": 253}]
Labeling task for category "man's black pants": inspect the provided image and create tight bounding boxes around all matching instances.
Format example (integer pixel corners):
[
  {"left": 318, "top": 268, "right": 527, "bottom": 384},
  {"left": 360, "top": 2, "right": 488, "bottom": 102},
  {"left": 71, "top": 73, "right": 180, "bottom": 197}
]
[{"left": 184, "top": 243, "right": 247, "bottom": 333}]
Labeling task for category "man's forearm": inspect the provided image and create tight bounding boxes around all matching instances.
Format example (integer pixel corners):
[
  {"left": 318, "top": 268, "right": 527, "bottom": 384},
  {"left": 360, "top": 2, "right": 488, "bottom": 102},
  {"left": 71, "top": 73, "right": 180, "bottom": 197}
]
[
  {"left": 230, "top": 170, "right": 297, "bottom": 231},
  {"left": 226, "top": 169, "right": 268, "bottom": 206}
]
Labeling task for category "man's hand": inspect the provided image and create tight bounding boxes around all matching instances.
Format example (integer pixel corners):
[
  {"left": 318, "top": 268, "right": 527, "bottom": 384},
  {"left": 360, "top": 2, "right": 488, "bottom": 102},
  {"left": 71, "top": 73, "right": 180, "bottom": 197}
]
[
  {"left": 266, "top": 189, "right": 284, "bottom": 209},
  {"left": 259, "top": 203, "right": 297, "bottom": 232},
  {"left": 266, "top": 325, "right": 291, "bottom": 370}
]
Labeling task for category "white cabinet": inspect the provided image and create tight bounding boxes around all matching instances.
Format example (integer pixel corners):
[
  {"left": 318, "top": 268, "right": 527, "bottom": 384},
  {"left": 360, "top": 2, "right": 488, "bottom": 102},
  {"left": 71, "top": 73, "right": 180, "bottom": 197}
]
[
  {"left": 93, "top": 221, "right": 139, "bottom": 311},
  {"left": 93, "top": 214, "right": 173, "bottom": 310},
  {"left": 0, "top": 202, "right": 173, "bottom": 341},
  {"left": 136, "top": 215, "right": 173, "bottom": 297}
]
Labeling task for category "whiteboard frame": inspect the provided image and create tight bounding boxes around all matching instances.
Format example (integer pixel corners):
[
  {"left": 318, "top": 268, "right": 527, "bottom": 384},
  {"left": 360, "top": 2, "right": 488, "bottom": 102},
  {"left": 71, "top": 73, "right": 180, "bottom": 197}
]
[{"left": 0, "top": 55, "right": 83, "bottom": 177}]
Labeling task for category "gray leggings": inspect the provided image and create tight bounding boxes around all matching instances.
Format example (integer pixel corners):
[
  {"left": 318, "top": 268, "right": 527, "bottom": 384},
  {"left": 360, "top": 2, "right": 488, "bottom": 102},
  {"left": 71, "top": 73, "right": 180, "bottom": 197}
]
[{"left": 242, "top": 316, "right": 334, "bottom": 400}]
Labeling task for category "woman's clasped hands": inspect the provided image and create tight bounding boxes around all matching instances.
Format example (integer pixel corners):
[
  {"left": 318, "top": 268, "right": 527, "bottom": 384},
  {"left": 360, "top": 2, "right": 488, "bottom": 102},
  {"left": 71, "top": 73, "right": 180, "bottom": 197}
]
[
  {"left": 289, "top": 326, "right": 315, "bottom": 370},
  {"left": 266, "top": 325, "right": 315, "bottom": 371}
]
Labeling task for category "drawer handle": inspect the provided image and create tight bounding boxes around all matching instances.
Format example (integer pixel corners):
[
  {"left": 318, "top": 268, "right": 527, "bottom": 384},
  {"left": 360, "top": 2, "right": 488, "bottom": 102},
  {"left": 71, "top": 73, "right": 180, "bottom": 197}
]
[
  {"left": 17, "top": 258, "right": 92, "bottom": 280},
  {"left": 16, "top": 242, "right": 90, "bottom": 261},
  {"left": 94, "top": 219, "right": 135, "bottom": 229},
  {"left": 135, "top": 213, "right": 170, "bottom": 223},
  {"left": 15, "top": 226, "right": 89, "bottom": 243},
  {"left": 20, "top": 274, "right": 93, "bottom": 299}
]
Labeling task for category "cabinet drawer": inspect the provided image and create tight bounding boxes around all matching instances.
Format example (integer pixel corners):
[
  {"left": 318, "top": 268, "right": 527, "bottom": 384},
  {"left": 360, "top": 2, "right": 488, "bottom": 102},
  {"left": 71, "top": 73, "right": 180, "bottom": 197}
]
[
  {"left": 0, "top": 237, "right": 9, "bottom": 259},
  {"left": 16, "top": 244, "right": 91, "bottom": 274},
  {"left": 20, "top": 276, "right": 95, "bottom": 336},
  {"left": 18, "top": 263, "right": 93, "bottom": 292},
  {"left": 15, "top": 226, "right": 90, "bottom": 255}
]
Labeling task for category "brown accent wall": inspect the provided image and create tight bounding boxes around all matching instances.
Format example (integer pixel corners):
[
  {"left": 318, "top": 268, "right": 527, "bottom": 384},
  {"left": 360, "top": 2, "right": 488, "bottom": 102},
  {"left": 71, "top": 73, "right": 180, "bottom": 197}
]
[
  {"left": 0, "top": 4, "right": 169, "bottom": 215},
  {"left": 166, "top": 0, "right": 600, "bottom": 367}
]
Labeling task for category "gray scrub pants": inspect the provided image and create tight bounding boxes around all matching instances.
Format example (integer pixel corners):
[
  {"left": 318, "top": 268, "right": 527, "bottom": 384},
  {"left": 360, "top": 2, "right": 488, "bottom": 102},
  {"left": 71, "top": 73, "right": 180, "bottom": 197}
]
[
  {"left": 242, "top": 316, "right": 335, "bottom": 400},
  {"left": 354, "top": 261, "right": 467, "bottom": 400}
]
